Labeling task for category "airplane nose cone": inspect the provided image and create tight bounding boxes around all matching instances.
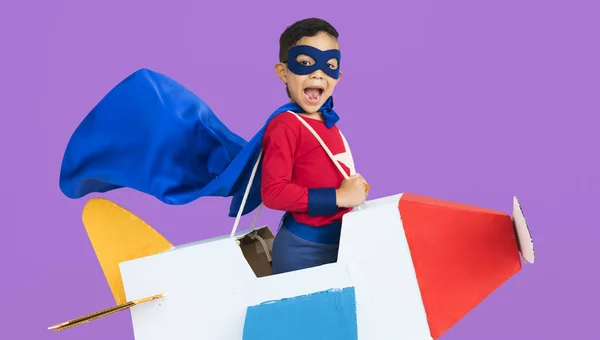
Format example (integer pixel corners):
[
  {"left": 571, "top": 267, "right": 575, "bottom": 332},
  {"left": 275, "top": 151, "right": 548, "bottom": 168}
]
[{"left": 398, "top": 193, "right": 530, "bottom": 338}]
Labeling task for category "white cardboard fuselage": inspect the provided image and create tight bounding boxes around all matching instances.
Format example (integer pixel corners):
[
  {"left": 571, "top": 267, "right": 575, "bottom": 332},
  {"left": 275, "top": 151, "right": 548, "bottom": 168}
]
[{"left": 119, "top": 193, "right": 433, "bottom": 339}]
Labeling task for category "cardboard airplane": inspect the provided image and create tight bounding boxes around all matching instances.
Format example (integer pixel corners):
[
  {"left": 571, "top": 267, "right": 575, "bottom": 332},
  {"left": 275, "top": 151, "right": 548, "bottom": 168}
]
[
  {"left": 48, "top": 191, "right": 534, "bottom": 339},
  {"left": 50, "top": 68, "right": 535, "bottom": 338}
]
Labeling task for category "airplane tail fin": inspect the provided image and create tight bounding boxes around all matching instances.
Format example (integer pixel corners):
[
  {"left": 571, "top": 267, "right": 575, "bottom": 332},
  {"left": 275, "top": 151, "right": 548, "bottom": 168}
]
[{"left": 82, "top": 198, "right": 174, "bottom": 304}]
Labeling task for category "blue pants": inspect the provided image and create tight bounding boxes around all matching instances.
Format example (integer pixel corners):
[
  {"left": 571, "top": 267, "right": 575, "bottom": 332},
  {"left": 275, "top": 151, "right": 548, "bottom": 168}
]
[{"left": 271, "top": 213, "right": 341, "bottom": 275}]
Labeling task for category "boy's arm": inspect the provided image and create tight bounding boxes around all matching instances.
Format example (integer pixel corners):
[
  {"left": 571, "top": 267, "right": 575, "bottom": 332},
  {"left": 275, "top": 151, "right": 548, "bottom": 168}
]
[{"left": 261, "top": 121, "right": 338, "bottom": 216}]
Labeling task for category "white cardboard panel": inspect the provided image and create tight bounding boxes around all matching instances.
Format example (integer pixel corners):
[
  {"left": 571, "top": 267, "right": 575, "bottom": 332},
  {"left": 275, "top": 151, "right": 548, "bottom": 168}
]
[
  {"left": 119, "top": 193, "right": 432, "bottom": 340},
  {"left": 244, "top": 262, "right": 353, "bottom": 308},
  {"left": 120, "top": 238, "right": 256, "bottom": 340},
  {"left": 338, "top": 194, "right": 432, "bottom": 340},
  {"left": 120, "top": 233, "right": 353, "bottom": 339}
]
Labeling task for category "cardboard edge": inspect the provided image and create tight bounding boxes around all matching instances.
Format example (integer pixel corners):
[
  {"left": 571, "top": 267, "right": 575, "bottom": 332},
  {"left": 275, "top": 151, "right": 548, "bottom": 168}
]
[
  {"left": 511, "top": 196, "right": 535, "bottom": 264},
  {"left": 47, "top": 293, "right": 166, "bottom": 332}
]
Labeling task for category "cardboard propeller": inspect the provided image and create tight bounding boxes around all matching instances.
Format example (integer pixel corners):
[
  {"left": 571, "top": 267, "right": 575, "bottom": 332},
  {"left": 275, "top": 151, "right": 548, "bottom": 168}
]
[{"left": 512, "top": 196, "right": 535, "bottom": 263}]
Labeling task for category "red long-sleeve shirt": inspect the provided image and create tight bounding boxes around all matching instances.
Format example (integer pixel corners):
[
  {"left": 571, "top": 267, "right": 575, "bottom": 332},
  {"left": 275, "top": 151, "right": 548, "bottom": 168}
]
[{"left": 260, "top": 111, "right": 354, "bottom": 227}]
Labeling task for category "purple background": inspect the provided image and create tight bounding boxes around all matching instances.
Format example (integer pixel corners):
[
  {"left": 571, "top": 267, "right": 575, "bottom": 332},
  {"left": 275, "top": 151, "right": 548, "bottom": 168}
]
[{"left": 1, "top": 0, "right": 598, "bottom": 339}]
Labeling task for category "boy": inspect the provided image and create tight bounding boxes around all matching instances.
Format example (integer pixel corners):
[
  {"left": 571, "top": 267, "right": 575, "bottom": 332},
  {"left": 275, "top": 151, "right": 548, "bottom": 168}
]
[
  {"left": 56, "top": 17, "right": 368, "bottom": 275},
  {"left": 261, "top": 18, "right": 369, "bottom": 275}
]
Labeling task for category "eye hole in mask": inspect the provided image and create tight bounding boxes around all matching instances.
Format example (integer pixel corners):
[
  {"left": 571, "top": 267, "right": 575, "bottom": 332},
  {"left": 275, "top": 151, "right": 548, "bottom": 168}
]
[{"left": 284, "top": 45, "right": 341, "bottom": 80}]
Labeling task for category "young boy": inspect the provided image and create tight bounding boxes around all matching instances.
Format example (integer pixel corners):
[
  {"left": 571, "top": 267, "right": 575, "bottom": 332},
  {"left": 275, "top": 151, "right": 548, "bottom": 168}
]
[{"left": 261, "top": 18, "right": 369, "bottom": 275}]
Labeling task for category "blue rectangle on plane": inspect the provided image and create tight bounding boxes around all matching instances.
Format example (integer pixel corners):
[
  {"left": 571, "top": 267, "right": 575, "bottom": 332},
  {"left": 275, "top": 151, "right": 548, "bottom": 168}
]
[{"left": 242, "top": 287, "right": 358, "bottom": 340}]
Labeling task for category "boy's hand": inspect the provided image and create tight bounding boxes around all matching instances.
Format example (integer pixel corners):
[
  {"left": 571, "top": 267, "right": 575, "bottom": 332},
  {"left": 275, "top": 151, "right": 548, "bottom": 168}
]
[{"left": 336, "top": 173, "right": 369, "bottom": 208}]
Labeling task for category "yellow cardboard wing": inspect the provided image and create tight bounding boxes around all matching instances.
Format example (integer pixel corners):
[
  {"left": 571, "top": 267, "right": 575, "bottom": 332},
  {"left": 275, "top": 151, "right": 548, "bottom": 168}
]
[{"left": 48, "top": 198, "right": 172, "bottom": 331}]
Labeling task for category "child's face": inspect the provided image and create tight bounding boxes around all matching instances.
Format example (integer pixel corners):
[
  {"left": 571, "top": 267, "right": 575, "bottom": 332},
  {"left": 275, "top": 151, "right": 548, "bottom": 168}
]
[{"left": 275, "top": 32, "right": 342, "bottom": 114}]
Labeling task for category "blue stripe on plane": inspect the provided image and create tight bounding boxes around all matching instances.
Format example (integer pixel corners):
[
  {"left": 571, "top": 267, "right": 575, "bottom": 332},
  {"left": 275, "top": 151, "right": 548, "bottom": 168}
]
[{"left": 242, "top": 287, "right": 358, "bottom": 340}]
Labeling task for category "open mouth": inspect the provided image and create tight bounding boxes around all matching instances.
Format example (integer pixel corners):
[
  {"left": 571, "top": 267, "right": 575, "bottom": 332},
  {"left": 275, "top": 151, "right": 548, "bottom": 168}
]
[{"left": 303, "top": 86, "right": 324, "bottom": 104}]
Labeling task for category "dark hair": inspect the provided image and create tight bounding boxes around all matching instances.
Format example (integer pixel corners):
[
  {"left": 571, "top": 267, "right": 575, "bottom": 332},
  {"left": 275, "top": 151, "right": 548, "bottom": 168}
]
[
  {"left": 278, "top": 18, "right": 339, "bottom": 97},
  {"left": 279, "top": 18, "right": 339, "bottom": 62}
]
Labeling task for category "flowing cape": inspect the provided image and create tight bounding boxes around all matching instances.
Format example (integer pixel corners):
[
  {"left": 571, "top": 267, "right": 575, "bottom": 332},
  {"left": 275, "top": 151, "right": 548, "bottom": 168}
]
[{"left": 59, "top": 68, "right": 338, "bottom": 217}]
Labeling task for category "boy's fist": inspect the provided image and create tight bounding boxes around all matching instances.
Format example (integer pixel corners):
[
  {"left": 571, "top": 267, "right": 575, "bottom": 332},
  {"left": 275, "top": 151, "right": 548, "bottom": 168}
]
[{"left": 336, "top": 173, "right": 369, "bottom": 208}]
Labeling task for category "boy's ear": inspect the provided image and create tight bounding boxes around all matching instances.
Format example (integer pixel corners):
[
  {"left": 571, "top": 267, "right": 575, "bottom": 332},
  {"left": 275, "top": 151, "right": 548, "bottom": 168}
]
[{"left": 274, "top": 62, "right": 288, "bottom": 83}]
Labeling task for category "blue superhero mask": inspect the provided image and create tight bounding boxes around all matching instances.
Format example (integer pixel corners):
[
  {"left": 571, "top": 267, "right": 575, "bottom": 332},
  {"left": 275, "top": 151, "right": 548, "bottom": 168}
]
[{"left": 285, "top": 45, "right": 341, "bottom": 79}]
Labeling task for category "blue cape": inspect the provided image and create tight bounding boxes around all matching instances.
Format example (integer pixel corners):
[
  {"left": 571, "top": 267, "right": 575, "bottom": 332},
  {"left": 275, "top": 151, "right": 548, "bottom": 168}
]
[{"left": 59, "top": 68, "right": 339, "bottom": 217}]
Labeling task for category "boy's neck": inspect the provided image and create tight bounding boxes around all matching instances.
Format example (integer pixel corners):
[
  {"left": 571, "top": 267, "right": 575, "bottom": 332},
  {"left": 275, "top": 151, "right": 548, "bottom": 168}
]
[
  {"left": 289, "top": 99, "right": 324, "bottom": 121},
  {"left": 300, "top": 112, "right": 324, "bottom": 121}
]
